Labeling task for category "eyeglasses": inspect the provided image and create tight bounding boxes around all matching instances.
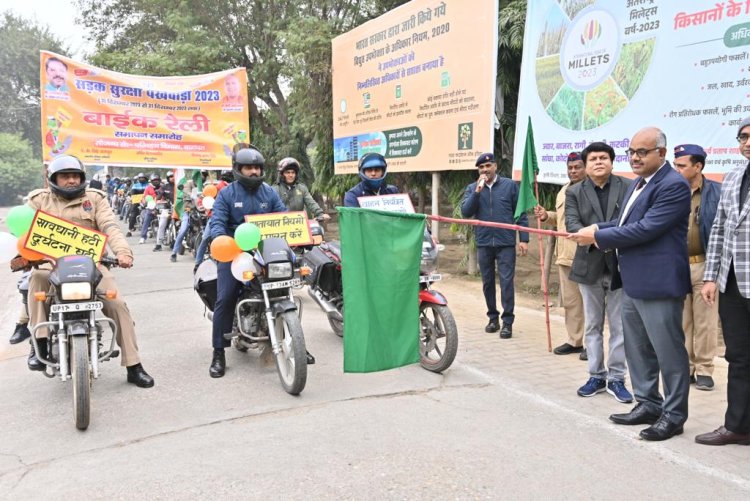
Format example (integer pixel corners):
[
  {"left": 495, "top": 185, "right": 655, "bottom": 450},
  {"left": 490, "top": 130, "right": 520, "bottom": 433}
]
[
  {"left": 626, "top": 147, "right": 659, "bottom": 158},
  {"left": 737, "top": 134, "right": 750, "bottom": 144}
]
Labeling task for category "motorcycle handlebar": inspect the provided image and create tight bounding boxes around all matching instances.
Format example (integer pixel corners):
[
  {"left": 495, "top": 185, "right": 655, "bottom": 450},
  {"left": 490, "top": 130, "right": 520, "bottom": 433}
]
[{"left": 99, "top": 256, "right": 120, "bottom": 269}]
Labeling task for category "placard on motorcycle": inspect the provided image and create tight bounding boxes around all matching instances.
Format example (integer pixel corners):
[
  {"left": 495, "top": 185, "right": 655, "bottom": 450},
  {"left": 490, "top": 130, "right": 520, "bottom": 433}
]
[
  {"left": 243, "top": 211, "right": 313, "bottom": 247},
  {"left": 23, "top": 210, "right": 108, "bottom": 261},
  {"left": 357, "top": 193, "right": 414, "bottom": 213}
]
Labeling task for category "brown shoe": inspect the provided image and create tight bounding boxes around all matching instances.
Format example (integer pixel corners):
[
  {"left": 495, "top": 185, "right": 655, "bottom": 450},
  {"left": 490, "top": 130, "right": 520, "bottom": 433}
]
[{"left": 695, "top": 426, "right": 750, "bottom": 446}]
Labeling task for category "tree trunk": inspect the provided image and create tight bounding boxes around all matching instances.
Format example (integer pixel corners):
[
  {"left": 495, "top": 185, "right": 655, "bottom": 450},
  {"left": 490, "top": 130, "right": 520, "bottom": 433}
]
[{"left": 467, "top": 244, "right": 477, "bottom": 276}]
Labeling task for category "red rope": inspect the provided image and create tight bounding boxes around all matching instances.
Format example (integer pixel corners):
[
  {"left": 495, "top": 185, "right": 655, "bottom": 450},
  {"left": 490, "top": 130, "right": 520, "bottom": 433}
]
[{"left": 425, "top": 214, "right": 570, "bottom": 238}]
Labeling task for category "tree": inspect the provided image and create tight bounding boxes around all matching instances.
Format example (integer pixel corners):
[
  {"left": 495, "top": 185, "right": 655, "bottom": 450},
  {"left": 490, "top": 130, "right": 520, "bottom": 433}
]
[{"left": 0, "top": 133, "right": 45, "bottom": 205}]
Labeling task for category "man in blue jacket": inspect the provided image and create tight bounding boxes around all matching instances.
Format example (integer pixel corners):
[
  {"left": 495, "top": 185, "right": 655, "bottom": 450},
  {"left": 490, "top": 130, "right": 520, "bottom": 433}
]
[
  {"left": 208, "top": 147, "right": 286, "bottom": 377},
  {"left": 461, "top": 152, "right": 529, "bottom": 339},
  {"left": 343, "top": 153, "right": 399, "bottom": 207}
]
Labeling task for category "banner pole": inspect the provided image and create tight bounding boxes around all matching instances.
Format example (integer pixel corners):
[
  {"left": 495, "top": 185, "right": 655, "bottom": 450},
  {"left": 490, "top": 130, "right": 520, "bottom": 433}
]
[{"left": 534, "top": 179, "right": 552, "bottom": 352}]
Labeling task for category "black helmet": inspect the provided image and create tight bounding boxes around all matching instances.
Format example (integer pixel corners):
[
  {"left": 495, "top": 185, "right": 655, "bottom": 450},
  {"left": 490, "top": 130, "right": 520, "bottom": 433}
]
[
  {"left": 48, "top": 155, "right": 87, "bottom": 200},
  {"left": 149, "top": 173, "right": 161, "bottom": 187},
  {"left": 233, "top": 147, "right": 265, "bottom": 191},
  {"left": 166, "top": 170, "right": 174, "bottom": 179},
  {"left": 220, "top": 170, "right": 234, "bottom": 182},
  {"left": 277, "top": 157, "right": 300, "bottom": 184},
  {"left": 137, "top": 172, "right": 147, "bottom": 182},
  {"left": 358, "top": 153, "right": 387, "bottom": 191}
]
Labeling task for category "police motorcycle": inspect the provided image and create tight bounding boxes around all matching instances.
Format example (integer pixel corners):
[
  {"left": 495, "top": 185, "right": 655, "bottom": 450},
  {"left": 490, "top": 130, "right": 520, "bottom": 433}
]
[
  {"left": 195, "top": 237, "right": 310, "bottom": 395},
  {"left": 29, "top": 255, "right": 122, "bottom": 430},
  {"left": 302, "top": 221, "right": 458, "bottom": 373}
]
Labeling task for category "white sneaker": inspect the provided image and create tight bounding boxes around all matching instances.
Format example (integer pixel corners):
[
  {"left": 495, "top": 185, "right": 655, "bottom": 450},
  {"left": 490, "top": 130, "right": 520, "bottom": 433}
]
[{"left": 138, "top": 238, "right": 145, "bottom": 244}]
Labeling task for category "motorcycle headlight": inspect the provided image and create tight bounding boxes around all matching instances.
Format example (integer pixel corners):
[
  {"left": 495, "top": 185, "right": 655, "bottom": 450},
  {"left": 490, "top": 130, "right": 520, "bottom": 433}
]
[
  {"left": 60, "top": 283, "right": 93, "bottom": 301},
  {"left": 267, "top": 262, "right": 293, "bottom": 279}
]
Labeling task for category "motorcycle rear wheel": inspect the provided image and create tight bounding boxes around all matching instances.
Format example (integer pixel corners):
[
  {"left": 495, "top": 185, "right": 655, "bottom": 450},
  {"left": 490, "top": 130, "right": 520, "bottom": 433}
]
[
  {"left": 418, "top": 303, "right": 458, "bottom": 373},
  {"left": 273, "top": 311, "right": 307, "bottom": 395},
  {"left": 70, "top": 335, "right": 91, "bottom": 430}
]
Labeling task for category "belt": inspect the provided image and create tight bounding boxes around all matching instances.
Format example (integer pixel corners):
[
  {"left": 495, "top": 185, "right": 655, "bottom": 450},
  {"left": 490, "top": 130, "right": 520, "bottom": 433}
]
[{"left": 689, "top": 255, "right": 705, "bottom": 264}]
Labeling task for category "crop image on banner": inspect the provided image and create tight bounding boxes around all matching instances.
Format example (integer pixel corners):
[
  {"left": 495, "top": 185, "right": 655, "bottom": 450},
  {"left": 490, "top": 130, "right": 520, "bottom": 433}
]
[
  {"left": 514, "top": 0, "right": 750, "bottom": 184},
  {"left": 40, "top": 51, "right": 250, "bottom": 168},
  {"left": 332, "top": 0, "right": 499, "bottom": 174}
]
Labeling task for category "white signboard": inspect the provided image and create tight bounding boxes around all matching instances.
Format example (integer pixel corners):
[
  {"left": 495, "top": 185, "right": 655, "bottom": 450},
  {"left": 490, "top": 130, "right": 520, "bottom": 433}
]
[{"left": 357, "top": 194, "right": 416, "bottom": 213}]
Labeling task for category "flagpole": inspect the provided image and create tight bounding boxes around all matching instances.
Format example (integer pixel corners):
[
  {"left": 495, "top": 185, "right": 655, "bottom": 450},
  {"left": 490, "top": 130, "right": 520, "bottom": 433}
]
[{"left": 535, "top": 177, "right": 553, "bottom": 352}]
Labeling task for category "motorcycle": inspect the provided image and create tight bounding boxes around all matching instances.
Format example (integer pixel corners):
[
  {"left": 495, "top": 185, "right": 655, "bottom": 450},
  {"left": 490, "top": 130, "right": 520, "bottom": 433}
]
[
  {"left": 29, "top": 255, "right": 122, "bottom": 430},
  {"left": 303, "top": 221, "right": 458, "bottom": 373},
  {"left": 194, "top": 237, "right": 310, "bottom": 395}
]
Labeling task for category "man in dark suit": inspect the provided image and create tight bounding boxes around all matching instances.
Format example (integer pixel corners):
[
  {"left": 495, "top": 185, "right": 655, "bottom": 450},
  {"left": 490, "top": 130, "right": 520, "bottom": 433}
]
[
  {"left": 570, "top": 127, "right": 692, "bottom": 441},
  {"left": 566, "top": 142, "right": 633, "bottom": 403}
]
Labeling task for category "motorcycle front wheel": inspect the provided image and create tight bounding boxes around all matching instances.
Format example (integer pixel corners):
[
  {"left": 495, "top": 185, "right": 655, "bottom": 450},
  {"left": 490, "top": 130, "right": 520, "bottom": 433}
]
[
  {"left": 273, "top": 311, "right": 307, "bottom": 395},
  {"left": 70, "top": 335, "right": 91, "bottom": 430},
  {"left": 419, "top": 303, "right": 458, "bottom": 373}
]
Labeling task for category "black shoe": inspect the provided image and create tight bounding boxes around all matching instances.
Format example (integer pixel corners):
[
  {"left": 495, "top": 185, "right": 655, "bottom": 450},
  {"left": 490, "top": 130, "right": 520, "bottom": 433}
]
[
  {"left": 485, "top": 320, "right": 500, "bottom": 333},
  {"left": 209, "top": 349, "right": 226, "bottom": 378},
  {"left": 499, "top": 323, "right": 512, "bottom": 339},
  {"left": 689, "top": 374, "right": 696, "bottom": 384},
  {"left": 609, "top": 403, "right": 660, "bottom": 425},
  {"left": 579, "top": 349, "right": 588, "bottom": 361},
  {"left": 170, "top": 254, "right": 177, "bottom": 263},
  {"left": 553, "top": 343, "right": 583, "bottom": 355},
  {"left": 306, "top": 351, "right": 315, "bottom": 365},
  {"left": 126, "top": 231, "right": 132, "bottom": 237},
  {"left": 153, "top": 245, "right": 162, "bottom": 252},
  {"left": 126, "top": 363, "right": 155, "bottom": 388},
  {"left": 639, "top": 415, "right": 684, "bottom": 441},
  {"left": 695, "top": 375, "right": 715, "bottom": 391},
  {"left": 9, "top": 323, "right": 31, "bottom": 345},
  {"left": 27, "top": 341, "right": 47, "bottom": 371}
]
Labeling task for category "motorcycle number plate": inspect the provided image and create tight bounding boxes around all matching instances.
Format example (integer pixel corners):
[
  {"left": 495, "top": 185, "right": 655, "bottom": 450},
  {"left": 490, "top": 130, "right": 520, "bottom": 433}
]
[
  {"left": 419, "top": 273, "right": 442, "bottom": 283},
  {"left": 262, "top": 278, "right": 301, "bottom": 290},
  {"left": 51, "top": 301, "right": 104, "bottom": 313}
]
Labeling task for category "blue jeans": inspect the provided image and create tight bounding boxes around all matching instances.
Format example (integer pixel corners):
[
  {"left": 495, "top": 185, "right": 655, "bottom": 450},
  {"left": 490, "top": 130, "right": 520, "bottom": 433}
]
[
  {"left": 477, "top": 246, "right": 516, "bottom": 325},
  {"left": 172, "top": 211, "right": 191, "bottom": 255},
  {"left": 140, "top": 209, "right": 154, "bottom": 239},
  {"left": 195, "top": 221, "right": 211, "bottom": 264},
  {"left": 212, "top": 261, "right": 240, "bottom": 350}
]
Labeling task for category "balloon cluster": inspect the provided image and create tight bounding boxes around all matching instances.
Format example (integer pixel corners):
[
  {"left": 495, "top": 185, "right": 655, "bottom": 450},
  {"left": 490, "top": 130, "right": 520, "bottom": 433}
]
[
  {"left": 144, "top": 195, "right": 156, "bottom": 210},
  {"left": 202, "top": 184, "right": 217, "bottom": 210},
  {"left": 0, "top": 205, "right": 44, "bottom": 264},
  {"left": 210, "top": 222, "right": 262, "bottom": 281}
]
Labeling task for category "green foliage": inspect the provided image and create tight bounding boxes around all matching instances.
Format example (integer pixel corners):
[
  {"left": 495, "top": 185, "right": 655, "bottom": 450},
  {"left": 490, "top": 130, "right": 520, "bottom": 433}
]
[
  {"left": 0, "top": 133, "right": 45, "bottom": 206},
  {"left": 583, "top": 78, "right": 628, "bottom": 130},
  {"left": 535, "top": 55, "right": 563, "bottom": 108},
  {"left": 612, "top": 38, "right": 655, "bottom": 99},
  {"left": 547, "top": 86, "right": 584, "bottom": 130}
]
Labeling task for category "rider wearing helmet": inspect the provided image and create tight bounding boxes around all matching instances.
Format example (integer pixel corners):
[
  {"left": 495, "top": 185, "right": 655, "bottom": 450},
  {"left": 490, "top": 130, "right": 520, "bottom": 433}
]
[
  {"left": 272, "top": 157, "right": 329, "bottom": 221},
  {"left": 24, "top": 155, "right": 154, "bottom": 387},
  {"left": 343, "top": 153, "right": 399, "bottom": 207},
  {"left": 152, "top": 171, "right": 176, "bottom": 252},
  {"left": 208, "top": 146, "right": 286, "bottom": 378},
  {"left": 138, "top": 174, "right": 165, "bottom": 244},
  {"left": 127, "top": 173, "right": 150, "bottom": 236}
]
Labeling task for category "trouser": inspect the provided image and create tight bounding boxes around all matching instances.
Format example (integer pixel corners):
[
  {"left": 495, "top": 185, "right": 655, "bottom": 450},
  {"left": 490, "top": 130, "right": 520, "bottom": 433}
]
[
  {"left": 172, "top": 211, "right": 191, "bottom": 255},
  {"left": 477, "top": 245, "right": 516, "bottom": 325},
  {"left": 558, "top": 264, "right": 584, "bottom": 347},
  {"left": 719, "top": 265, "right": 750, "bottom": 434},
  {"left": 212, "top": 261, "right": 240, "bottom": 350},
  {"left": 683, "top": 260, "right": 718, "bottom": 376},
  {"left": 140, "top": 209, "right": 155, "bottom": 239},
  {"left": 622, "top": 293, "right": 689, "bottom": 425},
  {"left": 195, "top": 221, "right": 211, "bottom": 264},
  {"left": 578, "top": 273, "right": 626, "bottom": 381},
  {"left": 18, "top": 271, "right": 30, "bottom": 324},
  {"left": 28, "top": 266, "right": 140, "bottom": 367},
  {"left": 128, "top": 204, "right": 140, "bottom": 231},
  {"left": 156, "top": 210, "right": 171, "bottom": 245}
]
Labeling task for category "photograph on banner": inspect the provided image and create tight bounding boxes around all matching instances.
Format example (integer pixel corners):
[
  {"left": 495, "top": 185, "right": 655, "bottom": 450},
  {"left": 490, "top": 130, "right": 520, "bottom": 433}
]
[
  {"left": 243, "top": 212, "right": 313, "bottom": 247},
  {"left": 357, "top": 193, "right": 415, "bottom": 213},
  {"left": 25, "top": 210, "right": 108, "bottom": 261},
  {"left": 40, "top": 51, "right": 250, "bottom": 168},
  {"left": 332, "top": 0, "right": 498, "bottom": 174},
  {"left": 513, "top": 0, "right": 750, "bottom": 184}
]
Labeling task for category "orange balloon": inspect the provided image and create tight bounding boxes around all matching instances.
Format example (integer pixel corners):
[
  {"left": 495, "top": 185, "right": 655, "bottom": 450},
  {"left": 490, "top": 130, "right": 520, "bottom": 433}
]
[
  {"left": 210, "top": 235, "right": 242, "bottom": 263},
  {"left": 202, "top": 184, "right": 218, "bottom": 198},
  {"left": 16, "top": 232, "right": 47, "bottom": 261}
]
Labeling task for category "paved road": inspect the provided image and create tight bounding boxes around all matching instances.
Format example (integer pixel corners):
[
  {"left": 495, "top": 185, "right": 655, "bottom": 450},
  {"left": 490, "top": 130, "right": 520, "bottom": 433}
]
[{"left": 0, "top": 214, "right": 748, "bottom": 499}]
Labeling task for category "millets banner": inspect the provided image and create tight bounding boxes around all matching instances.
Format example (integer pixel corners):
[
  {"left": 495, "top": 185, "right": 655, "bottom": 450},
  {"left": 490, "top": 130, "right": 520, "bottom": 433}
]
[
  {"left": 514, "top": 0, "right": 750, "bottom": 184},
  {"left": 331, "top": 0, "right": 499, "bottom": 174},
  {"left": 40, "top": 51, "right": 250, "bottom": 168}
]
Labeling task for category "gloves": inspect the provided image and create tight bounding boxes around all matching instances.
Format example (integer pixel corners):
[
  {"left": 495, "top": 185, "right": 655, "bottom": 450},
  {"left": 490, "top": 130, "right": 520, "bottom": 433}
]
[{"left": 10, "top": 256, "right": 29, "bottom": 272}]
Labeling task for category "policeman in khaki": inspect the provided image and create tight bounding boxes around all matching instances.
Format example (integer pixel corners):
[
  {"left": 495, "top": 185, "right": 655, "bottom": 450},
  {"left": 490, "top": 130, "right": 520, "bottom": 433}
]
[{"left": 25, "top": 155, "right": 154, "bottom": 388}]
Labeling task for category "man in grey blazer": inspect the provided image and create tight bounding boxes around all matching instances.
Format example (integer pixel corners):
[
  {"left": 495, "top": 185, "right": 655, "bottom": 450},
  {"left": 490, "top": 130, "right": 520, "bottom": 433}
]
[
  {"left": 697, "top": 117, "right": 750, "bottom": 446},
  {"left": 566, "top": 142, "right": 633, "bottom": 403}
]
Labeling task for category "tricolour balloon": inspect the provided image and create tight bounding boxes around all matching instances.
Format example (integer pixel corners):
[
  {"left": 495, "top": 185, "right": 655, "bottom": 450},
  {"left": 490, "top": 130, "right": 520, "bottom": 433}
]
[
  {"left": 202, "top": 196, "right": 215, "bottom": 210},
  {"left": 202, "top": 184, "right": 218, "bottom": 198},
  {"left": 146, "top": 199, "right": 156, "bottom": 210},
  {"left": 6, "top": 205, "right": 36, "bottom": 237},
  {"left": 230, "top": 252, "right": 257, "bottom": 281},
  {"left": 210, "top": 235, "right": 241, "bottom": 263},
  {"left": 0, "top": 232, "right": 19, "bottom": 264},
  {"left": 234, "top": 223, "right": 261, "bottom": 251}
]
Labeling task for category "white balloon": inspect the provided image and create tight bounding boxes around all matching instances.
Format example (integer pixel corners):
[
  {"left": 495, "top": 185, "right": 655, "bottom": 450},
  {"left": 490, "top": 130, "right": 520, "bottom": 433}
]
[
  {"left": 202, "top": 196, "right": 215, "bottom": 210},
  {"left": 146, "top": 200, "right": 156, "bottom": 210},
  {"left": 231, "top": 252, "right": 257, "bottom": 282},
  {"left": 0, "top": 232, "right": 19, "bottom": 264}
]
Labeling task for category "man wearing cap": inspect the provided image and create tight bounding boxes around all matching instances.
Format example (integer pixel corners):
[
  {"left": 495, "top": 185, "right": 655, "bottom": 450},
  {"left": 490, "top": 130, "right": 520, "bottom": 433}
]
[
  {"left": 534, "top": 152, "right": 586, "bottom": 358},
  {"left": 697, "top": 117, "right": 750, "bottom": 445},
  {"left": 461, "top": 152, "right": 529, "bottom": 339},
  {"left": 673, "top": 144, "right": 720, "bottom": 391}
]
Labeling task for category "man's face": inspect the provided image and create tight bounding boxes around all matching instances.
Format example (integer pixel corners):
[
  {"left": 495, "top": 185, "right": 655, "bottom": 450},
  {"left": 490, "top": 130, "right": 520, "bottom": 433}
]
[
  {"left": 584, "top": 152, "right": 613, "bottom": 183},
  {"left": 138, "top": 176, "right": 147, "bottom": 183},
  {"left": 225, "top": 76, "right": 240, "bottom": 98},
  {"left": 363, "top": 167, "right": 384, "bottom": 179},
  {"left": 629, "top": 129, "right": 665, "bottom": 177},
  {"left": 566, "top": 159, "right": 585, "bottom": 183},
  {"left": 477, "top": 161, "right": 497, "bottom": 181},
  {"left": 282, "top": 169, "right": 297, "bottom": 184},
  {"left": 46, "top": 60, "right": 67, "bottom": 89},
  {"left": 57, "top": 172, "right": 82, "bottom": 188},
  {"left": 167, "top": 175, "right": 174, "bottom": 184},
  {"left": 673, "top": 156, "right": 703, "bottom": 184},
  {"left": 739, "top": 125, "right": 750, "bottom": 160},
  {"left": 240, "top": 165, "right": 262, "bottom": 177}
]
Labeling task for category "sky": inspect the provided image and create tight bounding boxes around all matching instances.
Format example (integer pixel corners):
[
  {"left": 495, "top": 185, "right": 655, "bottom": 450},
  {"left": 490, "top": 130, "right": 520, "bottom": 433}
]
[{"left": 4, "top": 0, "right": 90, "bottom": 58}]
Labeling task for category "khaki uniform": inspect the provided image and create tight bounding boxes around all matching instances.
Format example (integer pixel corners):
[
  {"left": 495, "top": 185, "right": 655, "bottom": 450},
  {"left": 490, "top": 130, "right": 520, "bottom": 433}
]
[
  {"left": 542, "top": 183, "right": 584, "bottom": 347},
  {"left": 26, "top": 188, "right": 140, "bottom": 367}
]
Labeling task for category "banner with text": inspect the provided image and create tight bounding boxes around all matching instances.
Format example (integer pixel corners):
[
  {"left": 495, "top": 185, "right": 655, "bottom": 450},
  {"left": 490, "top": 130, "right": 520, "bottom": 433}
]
[
  {"left": 25, "top": 211, "right": 108, "bottom": 261},
  {"left": 40, "top": 51, "right": 250, "bottom": 168},
  {"left": 514, "top": 0, "right": 750, "bottom": 184},
  {"left": 244, "top": 212, "right": 313, "bottom": 247},
  {"left": 332, "top": 0, "right": 498, "bottom": 174}
]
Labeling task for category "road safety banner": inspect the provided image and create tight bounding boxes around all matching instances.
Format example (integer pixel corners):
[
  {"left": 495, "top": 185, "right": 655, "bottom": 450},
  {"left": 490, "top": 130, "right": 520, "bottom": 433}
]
[
  {"left": 331, "top": 0, "right": 499, "bottom": 174},
  {"left": 514, "top": 0, "right": 750, "bottom": 184},
  {"left": 244, "top": 212, "right": 313, "bottom": 247},
  {"left": 24, "top": 210, "right": 108, "bottom": 261},
  {"left": 40, "top": 51, "right": 250, "bottom": 168},
  {"left": 357, "top": 193, "right": 415, "bottom": 213}
]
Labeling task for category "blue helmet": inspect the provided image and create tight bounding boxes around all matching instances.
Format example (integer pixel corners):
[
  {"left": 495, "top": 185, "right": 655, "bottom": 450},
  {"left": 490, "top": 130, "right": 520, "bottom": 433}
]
[{"left": 358, "top": 153, "right": 387, "bottom": 191}]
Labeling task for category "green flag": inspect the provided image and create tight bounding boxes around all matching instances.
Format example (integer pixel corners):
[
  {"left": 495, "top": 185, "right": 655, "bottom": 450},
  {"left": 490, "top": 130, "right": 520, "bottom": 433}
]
[
  {"left": 174, "top": 168, "right": 186, "bottom": 218},
  {"left": 514, "top": 116, "right": 539, "bottom": 220},
  {"left": 338, "top": 208, "right": 424, "bottom": 373}
]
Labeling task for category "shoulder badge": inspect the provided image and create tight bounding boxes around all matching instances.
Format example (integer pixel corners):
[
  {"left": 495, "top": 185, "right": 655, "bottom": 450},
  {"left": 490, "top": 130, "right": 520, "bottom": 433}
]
[{"left": 82, "top": 200, "right": 93, "bottom": 212}]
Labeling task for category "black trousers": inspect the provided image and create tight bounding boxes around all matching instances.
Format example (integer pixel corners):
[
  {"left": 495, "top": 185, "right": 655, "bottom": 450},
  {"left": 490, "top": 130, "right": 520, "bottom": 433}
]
[{"left": 718, "top": 266, "right": 750, "bottom": 434}]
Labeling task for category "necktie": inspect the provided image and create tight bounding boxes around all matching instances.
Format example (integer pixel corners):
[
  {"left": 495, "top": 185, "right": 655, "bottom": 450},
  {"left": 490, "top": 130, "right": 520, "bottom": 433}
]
[{"left": 636, "top": 178, "right": 646, "bottom": 190}]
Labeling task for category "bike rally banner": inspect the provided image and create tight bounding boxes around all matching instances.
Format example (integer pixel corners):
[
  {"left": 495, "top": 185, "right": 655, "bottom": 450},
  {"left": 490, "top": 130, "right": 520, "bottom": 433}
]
[
  {"left": 40, "top": 51, "right": 250, "bottom": 169},
  {"left": 331, "top": 0, "right": 498, "bottom": 174},
  {"left": 244, "top": 212, "right": 313, "bottom": 247},
  {"left": 513, "top": 0, "right": 750, "bottom": 184},
  {"left": 24, "top": 211, "right": 108, "bottom": 261}
]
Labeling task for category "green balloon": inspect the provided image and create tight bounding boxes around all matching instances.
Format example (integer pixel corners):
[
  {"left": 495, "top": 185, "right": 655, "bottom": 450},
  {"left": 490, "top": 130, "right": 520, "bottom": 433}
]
[
  {"left": 234, "top": 223, "right": 261, "bottom": 251},
  {"left": 6, "top": 205, "right": 36, "bottom": 237},
  {"left": 145, "top": 195, "right": 154, "bottom": 202}
]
